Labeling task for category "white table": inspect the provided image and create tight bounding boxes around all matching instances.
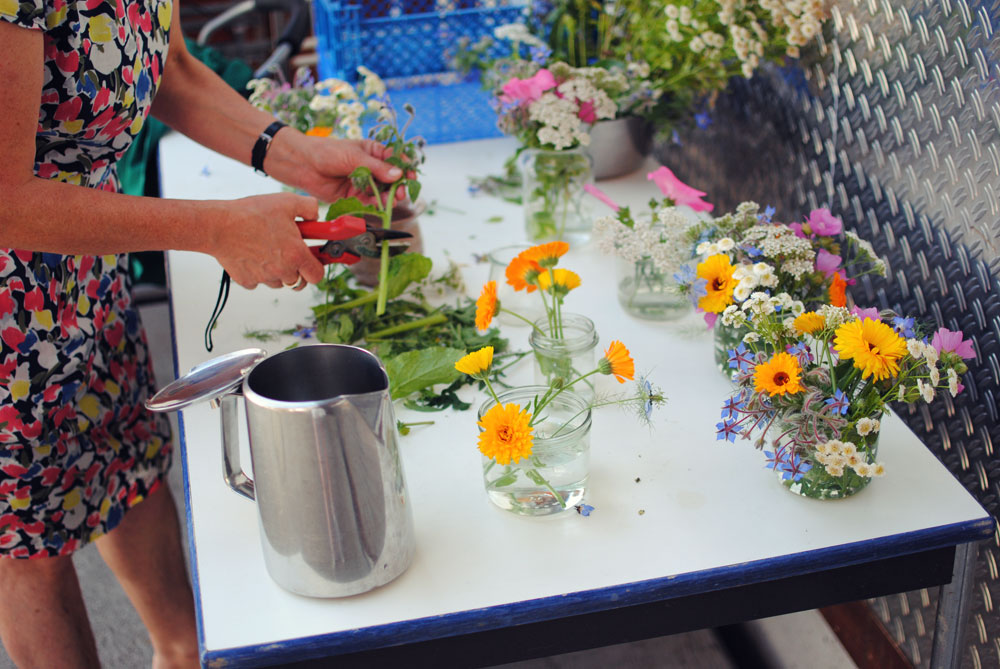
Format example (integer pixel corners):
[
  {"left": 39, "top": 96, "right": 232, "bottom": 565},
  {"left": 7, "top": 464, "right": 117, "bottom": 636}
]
[{"left": 158, "top": 132, "right": 993, "bottom": 668}]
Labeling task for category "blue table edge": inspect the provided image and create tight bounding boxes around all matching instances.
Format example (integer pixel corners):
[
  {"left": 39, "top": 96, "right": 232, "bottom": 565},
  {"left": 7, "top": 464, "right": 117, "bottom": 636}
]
[{"left": 161, "top": 270, "right": 994, "bottom": 668}]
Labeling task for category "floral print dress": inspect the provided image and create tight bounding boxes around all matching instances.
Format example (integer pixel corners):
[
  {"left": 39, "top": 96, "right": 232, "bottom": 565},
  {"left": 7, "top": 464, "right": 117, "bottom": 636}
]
[{"left": 0, "top": 0, "right": 173, "bottom": 557}]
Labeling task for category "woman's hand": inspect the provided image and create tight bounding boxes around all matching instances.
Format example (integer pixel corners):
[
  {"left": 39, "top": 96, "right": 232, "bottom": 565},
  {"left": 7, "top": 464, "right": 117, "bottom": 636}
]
[
  {"left": 209, "top": 192, "right": 325, "bottom": 290},
  {"left": 269, "top": 133, "right": 411, "bottom": 206}
]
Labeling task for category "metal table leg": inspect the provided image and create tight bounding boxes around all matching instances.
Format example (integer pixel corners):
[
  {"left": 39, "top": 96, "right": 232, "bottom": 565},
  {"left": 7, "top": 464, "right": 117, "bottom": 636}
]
[{"left": 930, "top": 542, "right": 978, "bottom": 669}]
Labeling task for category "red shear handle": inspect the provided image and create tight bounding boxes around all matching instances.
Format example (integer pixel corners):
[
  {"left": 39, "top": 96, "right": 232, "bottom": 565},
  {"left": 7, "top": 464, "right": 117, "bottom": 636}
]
[
  {"left": 310, "top": 246, "right": 360, "bottom": 265},
  {"left": 296, "top": 215, "right": 366, "bottom": 241}
]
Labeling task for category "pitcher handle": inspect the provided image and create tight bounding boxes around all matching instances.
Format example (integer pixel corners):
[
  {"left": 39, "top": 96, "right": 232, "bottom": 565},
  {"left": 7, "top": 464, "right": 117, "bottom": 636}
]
[{"left": 220, "top": 393, "right": 255, "bottom": 500}]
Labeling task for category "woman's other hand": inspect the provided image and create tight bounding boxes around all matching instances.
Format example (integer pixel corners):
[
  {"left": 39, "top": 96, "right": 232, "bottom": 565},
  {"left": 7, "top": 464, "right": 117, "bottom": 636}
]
[{"left": 208, "top": 192, "right": 325, "bottom": 290}]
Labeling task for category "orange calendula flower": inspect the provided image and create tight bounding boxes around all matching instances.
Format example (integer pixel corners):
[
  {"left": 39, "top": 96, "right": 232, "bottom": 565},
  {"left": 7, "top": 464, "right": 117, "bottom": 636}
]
[
  {"left": 505, "top": 256, "right": 543, "bottom": 293},
  {"left": 793, "top": 311, "right": 825, "bottom": 335},
  {"left": 829, "top": 272, "right": 847, "bottom": 308},
  {"left": 696, "top": 254, "right": 739, "bottom": 314},
  {"left": 599, "top": 340, "right": 635, "bottom": 383},
  {"left": 521, "top": 241, "right": 569, "bottom": 268},
  {"left": 477, "top": 402, "right": 534, "bottom": 465},
  {"left": 536, "top": 268, "right": 581, "bottom": 296},
  {"left": 753, "top": 352, "right": 804, "bottom": 396},
  {"left": 834, "top": 318, "right": 907, "bottom": 381},
  {"left": 475, "top": 281, "right": 499, "bottom": 331},
  {"left": 306, "top": 126, "right": 334, "bottom": 137},
  {"left": 455, "top": 346, "right": 494, "bottom": 378}
]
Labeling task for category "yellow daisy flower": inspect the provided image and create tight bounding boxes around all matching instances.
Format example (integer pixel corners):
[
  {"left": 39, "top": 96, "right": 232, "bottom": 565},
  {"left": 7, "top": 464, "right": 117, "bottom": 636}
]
[
  {"left": 455, "top": 346, "right": 494, "bottom": 379},
  {"left": 477, "top": 402, "right": 534, "bottom": 465},
  {"left": 793, "top": 311, "right": 825, "bottom": 335},
  {"left": 696, "top": 254, "right": 738, "bottom": 314},
  {"left": 834, "top": 318, "right": 907, "bottom": 381},
  {"left": 753, "top": 352, "right": 804, "bottom": 396},
  {"left": 536, "top": 268, "right": 581, "bottom": 297}
]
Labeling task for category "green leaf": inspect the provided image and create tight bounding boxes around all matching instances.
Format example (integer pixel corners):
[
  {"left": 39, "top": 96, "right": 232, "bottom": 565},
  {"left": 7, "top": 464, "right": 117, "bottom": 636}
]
[
  {"left": 324, "top": 197, "right": 379, "bottom": 220},
  {"left": 490, "top": 470, "right": 519, "bottom": 487},
  {"left": 407, "top": 179, "right": 422, "bottom": 203},
  {"left": 349, "top": 166, "right": 373, "bottom": 181},
  {"left": 384, "top": 253, "right": 433, "bottom": 300},
  {"left": 396, "top": 420, "right": 411, "bottom": 435},
  {"left": 486, "top": 215, "right": 503, "bottom": 224},
  {"left": 384, "top": 346, "right": 465, "bottom": 400},
  {"left": 337, "top": 314, "right": 354, "bottom": 342}
]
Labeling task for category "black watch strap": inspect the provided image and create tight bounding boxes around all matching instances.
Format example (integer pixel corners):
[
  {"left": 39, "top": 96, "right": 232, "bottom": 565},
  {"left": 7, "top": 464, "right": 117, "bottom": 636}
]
[{"left": 251, "top": 121, "right": 287, "bottom": 176}]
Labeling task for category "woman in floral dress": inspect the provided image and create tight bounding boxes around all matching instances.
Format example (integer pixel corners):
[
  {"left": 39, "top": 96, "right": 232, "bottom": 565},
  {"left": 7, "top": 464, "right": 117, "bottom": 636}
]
[{"left": 0, "top": 0, "right": 403, "bottom": 663}]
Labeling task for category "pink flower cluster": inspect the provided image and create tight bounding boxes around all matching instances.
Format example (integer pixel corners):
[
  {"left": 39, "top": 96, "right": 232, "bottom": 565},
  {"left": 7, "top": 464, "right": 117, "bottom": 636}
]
[{"left": 584, "top": 166, "right": 714, "bottom": 213}]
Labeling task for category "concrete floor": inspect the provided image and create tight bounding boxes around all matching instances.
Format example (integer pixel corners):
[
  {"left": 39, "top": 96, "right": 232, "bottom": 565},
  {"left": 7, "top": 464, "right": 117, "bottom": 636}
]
[{"left": 0, "top": 298, "right": 858, "bottom": 668}]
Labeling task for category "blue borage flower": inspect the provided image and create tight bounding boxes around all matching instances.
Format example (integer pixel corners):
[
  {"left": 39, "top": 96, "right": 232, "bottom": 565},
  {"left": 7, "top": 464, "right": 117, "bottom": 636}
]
[
  {"left": 785, "top": 341, "right": 813, "bottom": 365},
  {"left": 743, "top": 244, "right": 763, "bottom": 258},
  {"left": 765, "top": 447, "right": 812, "bottom": 481},
  {"left": 720, "top": 391, "right": 747, "bottom": 420},
  {"left": 293, "top": 325, "right": 316, "bottom": 339},
  {"left": 760, "top": 205, "right": 776, "bottom": 222},
  {"left": 727, "top": 343, "right": 755, "bottom": 372},
  {"left": 695, "top": 111, "right": 712, "bottom": 129},
  {"left": 716, "top": 419, "right": 743, "bottom": 442},
  {"left": 643, "top": 379, "right": 655, "bottom": 419},
  {"left": 575, "top": 503, "right": 594, "bottom": 516},
  {"left": 892, "top": 316, "right": 916, "bottom": 338},
  {"left": 824, "top": 388, "right": 849, "bottom": 415},
  {"left": 529, "top": 45, "right": 552, "bottom": 64}
]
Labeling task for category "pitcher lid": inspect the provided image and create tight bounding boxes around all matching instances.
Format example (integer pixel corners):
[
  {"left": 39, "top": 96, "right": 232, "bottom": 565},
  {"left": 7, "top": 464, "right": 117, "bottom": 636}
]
[{"left": 146, "top": 348, "right": 267, "bottom": 412}]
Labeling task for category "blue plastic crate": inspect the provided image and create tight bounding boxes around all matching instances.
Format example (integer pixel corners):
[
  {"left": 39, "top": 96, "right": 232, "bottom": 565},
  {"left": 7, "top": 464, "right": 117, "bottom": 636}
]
[{"left": 314, "top": 0, "right": 527, "bottom": 144}]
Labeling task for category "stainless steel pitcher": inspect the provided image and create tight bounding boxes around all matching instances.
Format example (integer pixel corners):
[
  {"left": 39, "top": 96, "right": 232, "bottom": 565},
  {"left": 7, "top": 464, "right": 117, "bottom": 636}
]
[{"left": 146, "top": 344, "right": 416, "bottom": 598}]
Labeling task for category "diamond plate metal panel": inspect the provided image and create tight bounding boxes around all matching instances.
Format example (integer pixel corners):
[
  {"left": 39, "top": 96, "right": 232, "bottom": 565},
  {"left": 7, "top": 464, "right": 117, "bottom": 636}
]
[{"left": 652, "top": 1, "right": 1000, "bottom": 666}]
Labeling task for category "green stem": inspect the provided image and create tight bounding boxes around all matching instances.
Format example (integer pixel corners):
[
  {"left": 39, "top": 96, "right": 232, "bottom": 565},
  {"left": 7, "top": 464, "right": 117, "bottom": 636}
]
[
  {"left": 366, "top": 313, "right": 447, "bottom": 339},
  {"left": 314, "top": 291, "right": 377, "bottom": 316},
  {"left": 483, "top": 377, "right": 503, "bottom": 405},
  {"left": 531, "top": 468, "right": 567, "bottom": 508},
  {"left": 375, "top": 182, "right": 402, "bottom": 316},
  {"left": 500, "top": 307, "right": 545, "bottom": 332}
]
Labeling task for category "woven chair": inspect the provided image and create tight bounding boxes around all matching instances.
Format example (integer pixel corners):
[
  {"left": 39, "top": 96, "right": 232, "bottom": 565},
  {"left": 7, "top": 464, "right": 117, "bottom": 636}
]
[{"left": 653, "top": 1, "right": 1000, "bottom": 666}]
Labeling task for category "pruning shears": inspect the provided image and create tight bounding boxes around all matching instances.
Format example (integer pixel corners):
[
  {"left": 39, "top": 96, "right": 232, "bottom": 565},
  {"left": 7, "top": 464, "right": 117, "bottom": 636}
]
[{"left": 296, "top": 215, "right": 412, "bottom": 265}]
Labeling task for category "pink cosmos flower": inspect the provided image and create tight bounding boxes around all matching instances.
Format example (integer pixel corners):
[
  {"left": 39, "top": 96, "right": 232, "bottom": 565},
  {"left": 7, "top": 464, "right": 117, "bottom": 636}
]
[
  {"left": 647, "top": 166, "right": 714, "bottom": 212},
  {"left": 500, "top": 69, "right": 556, "bottom": 105},
  {"left": 930, "top": 328, "right": 976, "bottom": 359},
  {"left": 583, "top": 183, "right": 620, "bottom": 212},
  {"left": 851, "top": 306, "right": 881, "bottom": 322},
  {"left": 807, "top": 208, "right": 843, "bottom": 236},
  {"left": 815, "top": 248, "right": 842, "bottom": 276}
]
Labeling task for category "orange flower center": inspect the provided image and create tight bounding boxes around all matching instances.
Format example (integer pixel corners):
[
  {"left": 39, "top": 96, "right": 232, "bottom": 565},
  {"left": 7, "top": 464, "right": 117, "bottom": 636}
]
[{"left": 773, "top": 372, "right": 789, "bottom": 386}]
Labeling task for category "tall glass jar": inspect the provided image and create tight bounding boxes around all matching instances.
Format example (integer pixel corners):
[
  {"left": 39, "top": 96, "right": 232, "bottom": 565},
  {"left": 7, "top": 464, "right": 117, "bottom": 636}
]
[
  {"left": 773, "top": 415, "right": 882, "bottom": 500},
  {"left": 617, "top": 255, "right": 688, "bottom": 320},
  {"left": 478, "top": 386, "right": 591, "bottom": 516},
  {"left": 521, "top": 147, "right": 594, "bottom": 242},
  {"left": 529, "top": 313, "right": 599, "bottom": 403}
]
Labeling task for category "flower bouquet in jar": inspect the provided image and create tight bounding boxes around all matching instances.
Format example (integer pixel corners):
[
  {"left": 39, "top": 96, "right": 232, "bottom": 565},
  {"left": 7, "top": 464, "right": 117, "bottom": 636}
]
[
  {"left": 493, "top": 61, "right": 623, "bottom": 240},
  {"left": 672, "top": 202, "right": 887, "bottom": 373},
  {"left": 454, "top": 341, "right": 665, "bottom": 516},
  {"left": 473, "top": 241, "right": 599, "bottom": 399},
  {"left": 589, "top": 166, "right": 712, "bottom": 319},
  {"left": 715, "top": 295, "right": 975, "bottom": 499}
]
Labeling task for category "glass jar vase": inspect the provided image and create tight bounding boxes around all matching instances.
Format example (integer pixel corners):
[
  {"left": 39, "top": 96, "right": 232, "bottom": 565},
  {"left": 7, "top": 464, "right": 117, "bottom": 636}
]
[
  {"left": 713, "top": 322, "right": 747, "bottom": 379},
  {"left": 478, "top": 386, "right": 591, "bottom": 516},
  {"left": 772, "top": 416, "right": 883, "bottom": 500},
  {"left": 617, "top": 256, "right": 688, "bottom": 320},
  {"left": 486, "top": 244, "right": 545, "bottom": 327},
  {"left": 529, "top": 313, "right": 599, "bottom": 403},
  {"left": 521, "top": 147, "right": 594, "bottom": 242}
]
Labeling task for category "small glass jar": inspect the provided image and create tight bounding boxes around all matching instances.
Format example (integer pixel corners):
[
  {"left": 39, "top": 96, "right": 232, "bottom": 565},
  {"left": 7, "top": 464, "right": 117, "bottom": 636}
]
[
  {"left": 529, "top": 313, "right": 599, "bottom": 403},
  {"left": 478, "top": 386, "right": 591, "bottom": 516},
  {"left": 521, "top": 147, "right": 594, "bottom": 243},
  {"left": 773, "top": 416, "right": 882, "bottom": 500},
  {"left": 616, "top": 255, "right": 688, "bottom": 320},
  {"left": 486, "top": 244, "right": 545, "bottom": 327},
  {"left": 713, "top": 322, "right": 746, "bottom": 379}
]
